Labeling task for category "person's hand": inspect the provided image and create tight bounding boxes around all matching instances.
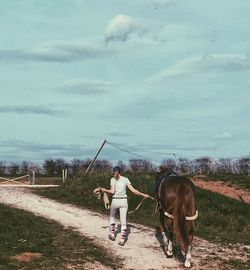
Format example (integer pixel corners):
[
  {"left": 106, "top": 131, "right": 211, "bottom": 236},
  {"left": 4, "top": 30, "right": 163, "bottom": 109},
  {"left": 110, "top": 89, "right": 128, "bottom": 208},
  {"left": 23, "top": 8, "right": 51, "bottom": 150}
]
[
  {"left": 143, "top": 193, "right": 151, "bottom": 199},
  {"left": 93, "top": 187, "right": 103, "bottom": 194}
]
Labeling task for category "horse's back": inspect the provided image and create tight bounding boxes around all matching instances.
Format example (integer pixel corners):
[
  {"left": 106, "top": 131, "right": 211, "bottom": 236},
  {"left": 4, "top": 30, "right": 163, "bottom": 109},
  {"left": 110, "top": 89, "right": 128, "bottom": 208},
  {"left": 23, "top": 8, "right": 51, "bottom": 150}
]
[
  {"left": 158, "top": 175, "right": 195, "bottom": 210},
  {"left": 160, "top": 175, "right": 195, "bottom": 194}
]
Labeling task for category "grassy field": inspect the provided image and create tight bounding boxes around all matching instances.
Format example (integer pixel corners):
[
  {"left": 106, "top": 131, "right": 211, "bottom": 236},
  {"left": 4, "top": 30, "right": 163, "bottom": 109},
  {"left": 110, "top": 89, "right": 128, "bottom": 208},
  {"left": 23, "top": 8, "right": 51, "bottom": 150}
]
[
  {"left": 0, "top": 203, "right": 122, "bottom": 270},
  {"left": 33, "top": 177, "right": 63, "bottom": 185},
  {"left": 36, "top": 172, "right": 250, "bottom": 246}
]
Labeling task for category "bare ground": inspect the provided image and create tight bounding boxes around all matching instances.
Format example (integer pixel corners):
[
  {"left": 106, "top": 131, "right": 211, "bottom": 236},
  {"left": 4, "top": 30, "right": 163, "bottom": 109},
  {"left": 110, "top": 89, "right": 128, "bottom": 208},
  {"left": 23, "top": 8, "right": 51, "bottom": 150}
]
[
  {"left": 0, "top": 186, "right": 249, "bottom": 270},
  {"left": 192, "top": 177, "right": 250, "bottom": 204}
]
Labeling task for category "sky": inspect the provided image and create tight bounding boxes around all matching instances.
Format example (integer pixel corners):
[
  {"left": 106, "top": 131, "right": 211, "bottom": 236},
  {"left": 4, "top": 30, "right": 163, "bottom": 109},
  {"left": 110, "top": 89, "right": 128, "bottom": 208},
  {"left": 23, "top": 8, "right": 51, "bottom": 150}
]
[{"left": 0, "top": 0, "right": 250, "bottom": 164}]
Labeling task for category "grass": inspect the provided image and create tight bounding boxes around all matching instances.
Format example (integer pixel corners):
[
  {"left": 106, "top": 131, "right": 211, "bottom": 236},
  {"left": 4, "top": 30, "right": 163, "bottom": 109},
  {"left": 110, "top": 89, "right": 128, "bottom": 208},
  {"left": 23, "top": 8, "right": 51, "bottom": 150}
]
[
  {"left": 34, "top": 177, "right": 63, "bottom": 185},
  {"left": 195, "top": 187, "right": 250, "bottom": 244},
  {"left": 36, "top": 172, "right": 250, "bottom": 246},
  {"left": 0, "top": 203, "right": 122, "bottom": 270}
]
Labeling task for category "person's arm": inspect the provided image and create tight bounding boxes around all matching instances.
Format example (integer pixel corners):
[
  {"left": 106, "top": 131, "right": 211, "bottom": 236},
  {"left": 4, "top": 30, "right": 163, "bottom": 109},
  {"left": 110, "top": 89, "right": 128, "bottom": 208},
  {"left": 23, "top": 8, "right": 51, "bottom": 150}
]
[
  {"left": 127, "top": 184, "right": 150, "bottom": 198},
  {"left": 100, "top": 186, "right": 115, "bottom": 195}
]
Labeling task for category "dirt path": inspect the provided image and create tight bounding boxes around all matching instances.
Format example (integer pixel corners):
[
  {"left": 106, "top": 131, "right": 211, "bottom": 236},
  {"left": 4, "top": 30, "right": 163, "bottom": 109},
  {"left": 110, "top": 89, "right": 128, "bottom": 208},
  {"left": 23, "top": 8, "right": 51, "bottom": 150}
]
[
  {"left": 192, "top": 177, "right": 250, "bottom": 204},
  {"left": 0, "top": 187, "right": 249, "bottom": 270}
]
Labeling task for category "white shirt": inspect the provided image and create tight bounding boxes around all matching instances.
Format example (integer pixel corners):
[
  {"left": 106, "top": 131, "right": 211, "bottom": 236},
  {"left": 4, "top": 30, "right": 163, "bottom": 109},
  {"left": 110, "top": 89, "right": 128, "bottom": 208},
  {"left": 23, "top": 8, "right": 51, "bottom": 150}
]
[{"left": 110, "top": 175, "right": 131, "bottom": 198}]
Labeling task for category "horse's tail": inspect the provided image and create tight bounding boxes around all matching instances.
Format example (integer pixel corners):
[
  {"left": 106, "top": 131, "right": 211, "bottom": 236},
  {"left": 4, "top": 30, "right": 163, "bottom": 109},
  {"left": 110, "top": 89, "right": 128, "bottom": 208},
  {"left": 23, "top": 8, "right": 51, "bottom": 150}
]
[{"left": 173, "top": 184, "right": 189, "bottom": 253}]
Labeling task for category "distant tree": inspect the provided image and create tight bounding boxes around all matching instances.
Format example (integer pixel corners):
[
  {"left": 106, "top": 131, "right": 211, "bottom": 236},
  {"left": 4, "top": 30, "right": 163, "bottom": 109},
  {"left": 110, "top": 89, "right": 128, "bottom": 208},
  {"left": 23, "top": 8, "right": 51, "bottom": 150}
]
[
  {"left": 237, "top": 157, "right": 250, "bottom": 174},
  {"left": 0, "top": 161, "right": 6, "bottom": 176},
  {"left": 70, "top": 158, "right": 98, "bottom": 175},
  {"left": 216, "top": 158, "right": 233, "bottom": 174},
  {"left": 177, "top": 158, "right": 191, "bottom": 175},
  {"left": 193, "top": 157, "right": 213, "bottom": 175},
  {"left": 70, "top": 159, "right": 83, "bottom": 175},
  {"left": 30, "top": 163, "right": 42, "bottom": 175},
  {"left": 93, "top": 159, "right": 112, "bottom": 171},
  {"left": 20, "top": 160, "right": 31, "bottom": 174},
  {"left": 160, "top": 158, "right": 177, "bottom": 173},
  {"left": 129, "top": 159, "right": 154, "bottom": 172},
  {"left": 230, "top": 160, "right": 239, "bottom": 174},
  {"left": 54, "top": 159, "right": 68, "bottom": 176},
  {"left": 117, "top": 160, "right": 129, "bottom": 172},
  {"left": 129, "top": 159, "right": 142, "bottom": 171},
  {"left": 8, "top": 162, "right": 20, "bottom": 176},
  {"left": 82, "top": 159, "right": 92, "bottom": 170},
  {"left": 43, "top": 159, "right": 57, "bottom": 176}
]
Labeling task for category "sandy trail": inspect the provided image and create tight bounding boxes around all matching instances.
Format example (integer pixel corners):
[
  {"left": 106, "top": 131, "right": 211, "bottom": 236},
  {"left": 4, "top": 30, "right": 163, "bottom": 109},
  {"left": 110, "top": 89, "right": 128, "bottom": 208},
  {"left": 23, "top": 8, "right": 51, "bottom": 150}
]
[{"left": 0, "top": 187, "right": 248, "bottom": 270}]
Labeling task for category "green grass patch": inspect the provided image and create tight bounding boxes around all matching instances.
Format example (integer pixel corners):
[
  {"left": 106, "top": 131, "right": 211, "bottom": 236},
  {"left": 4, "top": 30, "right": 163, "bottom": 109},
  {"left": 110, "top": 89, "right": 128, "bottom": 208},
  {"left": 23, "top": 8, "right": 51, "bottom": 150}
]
[
  {"left": 195, "top": 187, "right": 250, "bottom": 244},
  {"left": 36, "top": 172, "right": 250, "bottom": 245},
  {"left": 34, "top": 177, "right": 63, "bottom": 185},
  {"left": 0, "top": 203, "right": 122, "bottom": 270}
]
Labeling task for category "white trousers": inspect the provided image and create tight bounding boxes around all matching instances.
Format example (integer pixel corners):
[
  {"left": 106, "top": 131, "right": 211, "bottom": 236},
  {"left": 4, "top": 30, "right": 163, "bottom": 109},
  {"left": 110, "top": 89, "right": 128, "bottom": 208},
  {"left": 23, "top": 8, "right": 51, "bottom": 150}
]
[{"left": 110, "top": 198, "right": 128, "bottom": 231}]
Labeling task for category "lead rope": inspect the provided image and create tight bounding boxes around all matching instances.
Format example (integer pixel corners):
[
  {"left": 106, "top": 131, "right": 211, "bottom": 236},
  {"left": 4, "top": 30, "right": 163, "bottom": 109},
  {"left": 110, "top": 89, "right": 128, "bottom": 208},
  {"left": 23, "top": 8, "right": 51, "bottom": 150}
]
[
  {"left": 128, "top": 196, "right": 156, "bottom": 214},
  {"left": 93, "top": 187, "right": 110, "bottom": 209},
  {"left": 94, "top": 187, "right": 156, "bottom": 213}
]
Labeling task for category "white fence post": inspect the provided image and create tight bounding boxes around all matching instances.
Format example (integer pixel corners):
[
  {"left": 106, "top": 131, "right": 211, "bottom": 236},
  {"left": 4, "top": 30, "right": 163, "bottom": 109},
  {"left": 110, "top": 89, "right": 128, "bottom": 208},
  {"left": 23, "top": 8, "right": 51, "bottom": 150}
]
[
  {"left": 32, "top": 171, "right": 35, "bottom": 185},
  {"left": 62, "top": 169, "right": 65, "bottom": 183},
  {"left": 62, "top": 169, "right": 68, "bottom": 183}
]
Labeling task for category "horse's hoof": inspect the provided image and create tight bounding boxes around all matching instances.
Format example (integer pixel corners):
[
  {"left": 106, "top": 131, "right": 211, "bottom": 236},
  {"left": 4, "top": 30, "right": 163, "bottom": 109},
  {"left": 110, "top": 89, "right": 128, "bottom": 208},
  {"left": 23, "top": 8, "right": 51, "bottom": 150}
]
[
  {"left": 184, "top": 261, "right": 191, "bottom": 268},
  {"left": 166, "top": 250, "right": 173, "bottom": 257}
]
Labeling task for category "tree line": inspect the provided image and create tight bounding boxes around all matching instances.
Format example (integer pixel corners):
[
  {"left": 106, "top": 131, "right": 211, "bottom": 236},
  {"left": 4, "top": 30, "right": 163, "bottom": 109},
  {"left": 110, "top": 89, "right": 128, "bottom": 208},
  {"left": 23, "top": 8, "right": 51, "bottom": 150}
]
[{"left": 0, "top": 156, "right": 249, "bottom": 177}]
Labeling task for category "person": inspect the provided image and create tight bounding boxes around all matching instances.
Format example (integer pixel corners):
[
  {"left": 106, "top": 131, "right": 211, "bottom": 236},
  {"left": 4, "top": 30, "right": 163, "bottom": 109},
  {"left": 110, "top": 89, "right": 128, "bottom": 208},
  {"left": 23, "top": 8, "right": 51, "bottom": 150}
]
[{"left": 99, "top": 165, "right": 150, "bottom": 246}]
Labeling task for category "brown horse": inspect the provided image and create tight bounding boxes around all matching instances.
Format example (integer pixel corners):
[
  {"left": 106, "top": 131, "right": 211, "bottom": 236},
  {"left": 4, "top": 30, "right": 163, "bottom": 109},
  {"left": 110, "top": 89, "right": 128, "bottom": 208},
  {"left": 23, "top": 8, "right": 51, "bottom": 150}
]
[{"left": 156, "top": 174, "right": 198, "bottom": 268}]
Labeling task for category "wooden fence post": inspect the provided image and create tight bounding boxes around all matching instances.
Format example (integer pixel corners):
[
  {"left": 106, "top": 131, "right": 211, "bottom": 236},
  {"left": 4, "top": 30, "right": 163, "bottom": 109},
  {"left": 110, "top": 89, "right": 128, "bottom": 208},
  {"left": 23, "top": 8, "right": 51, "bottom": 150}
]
[{"left": 32, "top": 171, "right": 35, "bottom": 185}]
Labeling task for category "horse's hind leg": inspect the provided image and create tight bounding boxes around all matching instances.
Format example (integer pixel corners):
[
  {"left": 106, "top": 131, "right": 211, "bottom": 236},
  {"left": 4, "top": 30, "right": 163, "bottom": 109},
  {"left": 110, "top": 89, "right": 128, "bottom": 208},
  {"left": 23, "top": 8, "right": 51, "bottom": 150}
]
[
  {"left": 184, "top": 224, "right": 193, "bottom": 267},
  {"left": 159, "top": 210, "right": 167, "bottom": 245},
  {"left": 184, "top": 245, "right": 192, "bottom": 268},
  {"left": 166, "top": 232, "right": 173, "bottom": 257},
  {"left": 159, "top": 210, "right": 173, "bottom": 256}
]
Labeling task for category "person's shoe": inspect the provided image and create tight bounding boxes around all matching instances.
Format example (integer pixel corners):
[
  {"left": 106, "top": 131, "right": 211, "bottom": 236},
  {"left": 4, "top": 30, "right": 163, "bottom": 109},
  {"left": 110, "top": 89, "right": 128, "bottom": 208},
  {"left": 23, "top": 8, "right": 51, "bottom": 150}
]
[
  {"left": 108, "top": 224, "right": 116, "bottom": 241},
  {"left": 118, "top": 230, "right": 126, "bottom": 246},
  {"left": 109, "top": 232, "right": 115, "bottom": 241}
]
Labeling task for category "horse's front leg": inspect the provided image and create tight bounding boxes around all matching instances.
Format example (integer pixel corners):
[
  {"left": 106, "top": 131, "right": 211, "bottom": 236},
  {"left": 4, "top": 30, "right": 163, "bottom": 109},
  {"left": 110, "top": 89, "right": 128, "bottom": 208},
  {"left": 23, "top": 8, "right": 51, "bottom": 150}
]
[
  {"left": 161, "top": 229, "right": 173, "bottom": 257},
  {"left": 161, "top": 230, "right": 168, "bottom": 246},
  {"left": 184, "top": 245, "right": 192, "bottom": 268}
]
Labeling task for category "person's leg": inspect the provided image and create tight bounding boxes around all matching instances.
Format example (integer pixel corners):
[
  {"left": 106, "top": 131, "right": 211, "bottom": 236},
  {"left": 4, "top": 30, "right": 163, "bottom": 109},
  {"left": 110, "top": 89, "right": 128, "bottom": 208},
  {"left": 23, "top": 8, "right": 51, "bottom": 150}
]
[
  {"left": 109, "top": 200, "right": 118, "bottom": 240},
  {"left": 119, "top": 200, "right": 128, "bottom": 245}
]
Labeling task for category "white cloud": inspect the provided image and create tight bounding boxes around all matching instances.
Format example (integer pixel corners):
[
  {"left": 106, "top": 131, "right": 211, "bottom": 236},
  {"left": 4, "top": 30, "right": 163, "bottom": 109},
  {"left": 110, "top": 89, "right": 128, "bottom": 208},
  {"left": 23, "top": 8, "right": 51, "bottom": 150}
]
[
  {"left": 0, "top": 105, "right": 65, "bottom": 117},
  {"left": 105, "top": 14, "right": 141, "bottom": 43},
  {"left": 214, "top": 132, "right": 233, "bottom": 140},
  {"left": 150, "top": 54, "right": 250, "bottom": 80},
  {"left": 56, "top": 79, "right": 114, "bottom": 95},
  {"left": 0, "top": 39, "right": 111, "bottom": 63}
]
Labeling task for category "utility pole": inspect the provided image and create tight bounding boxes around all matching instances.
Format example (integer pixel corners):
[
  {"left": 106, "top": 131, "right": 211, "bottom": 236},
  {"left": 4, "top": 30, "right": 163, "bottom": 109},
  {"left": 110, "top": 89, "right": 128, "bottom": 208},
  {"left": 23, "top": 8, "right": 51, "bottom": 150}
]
[{"left": 85, "top": 140, "right": 107, "bottom": 174}]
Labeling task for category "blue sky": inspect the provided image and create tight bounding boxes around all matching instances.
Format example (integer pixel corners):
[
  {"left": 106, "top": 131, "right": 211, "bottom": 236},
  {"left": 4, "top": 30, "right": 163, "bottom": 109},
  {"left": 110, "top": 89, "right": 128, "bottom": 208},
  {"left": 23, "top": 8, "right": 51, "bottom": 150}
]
[{"left": 0, "top": 0, "right": 249, "bottom": 164}]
